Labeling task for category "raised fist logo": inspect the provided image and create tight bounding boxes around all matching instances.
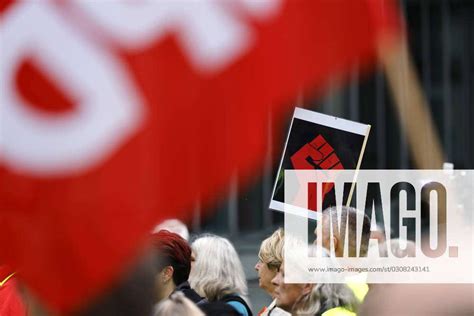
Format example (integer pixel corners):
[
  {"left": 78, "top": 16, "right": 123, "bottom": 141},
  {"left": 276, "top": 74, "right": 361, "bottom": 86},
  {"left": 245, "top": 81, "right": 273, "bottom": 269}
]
[{"left": 290, "top": 135, "right": 343, "bottom": 211}]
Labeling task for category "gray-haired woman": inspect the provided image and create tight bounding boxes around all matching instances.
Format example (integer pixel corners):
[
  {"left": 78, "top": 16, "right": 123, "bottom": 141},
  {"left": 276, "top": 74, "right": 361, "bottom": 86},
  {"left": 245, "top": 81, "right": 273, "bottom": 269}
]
[{"left": 189, "top": 234, "right": 252, "bottom": 316}]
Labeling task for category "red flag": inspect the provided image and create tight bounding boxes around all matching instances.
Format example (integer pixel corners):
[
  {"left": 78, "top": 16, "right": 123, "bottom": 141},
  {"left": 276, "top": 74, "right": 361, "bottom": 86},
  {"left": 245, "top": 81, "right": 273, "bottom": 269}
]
[{"left": 0, "top": 0, "right": 401, "bottom": 312}]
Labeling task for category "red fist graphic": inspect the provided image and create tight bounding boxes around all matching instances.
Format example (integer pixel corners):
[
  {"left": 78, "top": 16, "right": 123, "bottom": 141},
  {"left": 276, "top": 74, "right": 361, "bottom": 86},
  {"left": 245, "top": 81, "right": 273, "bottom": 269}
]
[{"left": 290, "top": 135, "right": 343, "bottom": 211}]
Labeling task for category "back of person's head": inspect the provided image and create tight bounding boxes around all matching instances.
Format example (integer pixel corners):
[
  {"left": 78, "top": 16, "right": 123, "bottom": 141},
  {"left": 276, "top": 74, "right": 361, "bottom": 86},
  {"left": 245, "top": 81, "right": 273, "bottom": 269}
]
[
  {"left": 189, "top": 234, "right": 248, "bottom": 301},
  {"left": 280, "top": 243, "right": 357, "bottom": 315},
  {"left": 151, "top": 230, "right": 192, "bottom": 286},
  {"left": 74, "top": 252, "right": 156, "bottom": 316},
  {"left": 295, "top": 283, "right": 358, "bottom": 315},
  {"left": 322, "top": 206, "right": 371, "bottom": 256},
  {"left": 259, "top": 228, "right": 284, "bottom": 270},
  {"left": 152, "top": 219, "right": 189, "bottom": 241},
  {"left": 154, "top": 292, "right": 204, "bottom": 316}
]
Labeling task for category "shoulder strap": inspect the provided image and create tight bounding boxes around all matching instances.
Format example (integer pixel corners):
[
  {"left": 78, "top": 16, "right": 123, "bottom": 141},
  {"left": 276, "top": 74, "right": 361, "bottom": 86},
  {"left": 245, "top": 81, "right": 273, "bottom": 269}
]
[{"left": 221, "top": 294, "right": 253, "bottom": 316}]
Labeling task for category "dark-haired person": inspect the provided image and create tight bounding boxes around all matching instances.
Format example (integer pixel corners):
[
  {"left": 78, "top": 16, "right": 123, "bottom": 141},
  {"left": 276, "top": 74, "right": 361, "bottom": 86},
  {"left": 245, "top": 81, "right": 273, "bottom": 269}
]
[{"left": 151, "top": 230, "right": 206, "bottom": 306}]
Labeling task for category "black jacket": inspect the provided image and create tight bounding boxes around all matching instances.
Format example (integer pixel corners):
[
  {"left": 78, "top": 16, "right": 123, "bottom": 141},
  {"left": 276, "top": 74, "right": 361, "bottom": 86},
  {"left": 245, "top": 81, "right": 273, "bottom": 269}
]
[{"left": 175, "top": 281, "right": 207, "bottom": 306}]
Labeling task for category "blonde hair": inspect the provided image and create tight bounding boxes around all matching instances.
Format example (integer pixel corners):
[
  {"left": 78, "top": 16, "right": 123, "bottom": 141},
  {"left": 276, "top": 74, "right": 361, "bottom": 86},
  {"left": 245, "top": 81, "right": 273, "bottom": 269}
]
[
  {"left": 189, "top": 234, "right": 248, "bottom": 302},
  {"left": 258, "top": 228, "right": 284, "bottom": 270},
  {"left": 154, "top": 292, "right": 204, "bottom": 316}
]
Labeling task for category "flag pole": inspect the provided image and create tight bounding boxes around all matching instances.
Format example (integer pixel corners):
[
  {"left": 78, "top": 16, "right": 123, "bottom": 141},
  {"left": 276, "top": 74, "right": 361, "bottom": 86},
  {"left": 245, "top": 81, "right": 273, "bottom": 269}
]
[
  {"left": 379, "top": 39, "right": 444, "bottom": 169},
  {"left": 379, "top": 37, "right": 447, "bottom": 227}
]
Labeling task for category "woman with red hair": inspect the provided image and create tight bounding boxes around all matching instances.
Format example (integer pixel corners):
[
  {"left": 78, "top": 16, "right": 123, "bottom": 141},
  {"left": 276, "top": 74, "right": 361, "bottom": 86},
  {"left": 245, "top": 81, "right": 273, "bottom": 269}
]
[{"left": 151, "top": 230, "right": 205, "bottom": 306}]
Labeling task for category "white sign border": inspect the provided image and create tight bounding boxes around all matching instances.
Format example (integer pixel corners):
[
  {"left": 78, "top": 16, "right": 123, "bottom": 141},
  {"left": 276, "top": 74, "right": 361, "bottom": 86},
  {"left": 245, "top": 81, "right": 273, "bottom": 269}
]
[{"left": 269, "top": 107, "right": 371, "bottom": 215}]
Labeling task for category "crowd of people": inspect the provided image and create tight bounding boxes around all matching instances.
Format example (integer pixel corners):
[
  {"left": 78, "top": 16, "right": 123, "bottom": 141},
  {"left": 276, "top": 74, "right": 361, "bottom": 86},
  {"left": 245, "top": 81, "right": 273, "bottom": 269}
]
[
  {"left": 148, "top": 206, "right": 392, "bottom": 316},
  {"left": 150, "top": 206, "right": 474, "bottom": 316},
  {"left": 151, "top": 228, "right": 251, "bottom": 316},
  {"left": 1, "top": 207, "right": 472, "bottom": 315}
]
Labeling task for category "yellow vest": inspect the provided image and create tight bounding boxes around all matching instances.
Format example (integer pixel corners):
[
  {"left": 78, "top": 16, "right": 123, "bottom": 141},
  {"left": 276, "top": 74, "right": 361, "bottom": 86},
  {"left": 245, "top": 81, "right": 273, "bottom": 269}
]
[
  {"left": 347, "top": 282, "right": 369, "bottom": 302},
  {"left": 322, "top": 307, "right": 356, "bottom": 316}
]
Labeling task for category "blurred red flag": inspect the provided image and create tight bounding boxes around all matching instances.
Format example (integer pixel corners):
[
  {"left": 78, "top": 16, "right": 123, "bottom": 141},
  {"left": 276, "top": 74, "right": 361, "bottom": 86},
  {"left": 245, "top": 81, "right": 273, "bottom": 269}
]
[{"left": 0, "top": 0, "right": 401, "bottom": 312}]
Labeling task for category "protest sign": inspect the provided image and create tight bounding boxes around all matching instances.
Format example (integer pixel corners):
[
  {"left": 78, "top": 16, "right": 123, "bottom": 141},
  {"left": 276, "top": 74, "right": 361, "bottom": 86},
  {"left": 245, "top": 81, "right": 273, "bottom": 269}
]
[{"left": 270, "top": 107, "right": 370, "bottom": 218}]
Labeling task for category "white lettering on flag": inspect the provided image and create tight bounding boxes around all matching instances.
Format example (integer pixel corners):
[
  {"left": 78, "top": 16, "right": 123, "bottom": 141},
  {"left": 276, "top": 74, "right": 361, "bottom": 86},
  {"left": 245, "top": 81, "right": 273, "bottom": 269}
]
[{"left": 0, "top": 2, "right": 143, "bottom": 175}]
